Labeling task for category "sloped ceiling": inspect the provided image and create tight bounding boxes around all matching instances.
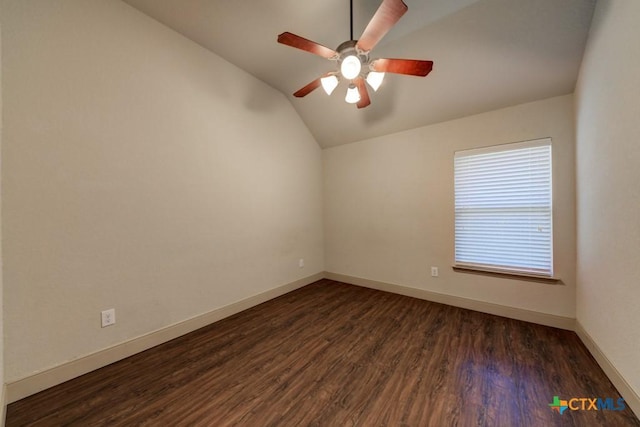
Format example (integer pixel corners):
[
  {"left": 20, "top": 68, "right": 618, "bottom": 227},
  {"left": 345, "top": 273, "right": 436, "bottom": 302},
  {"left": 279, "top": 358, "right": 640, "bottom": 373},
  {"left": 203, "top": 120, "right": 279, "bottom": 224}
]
[{"left": 122, "top": 0, "right": 596, "bottom": 148}]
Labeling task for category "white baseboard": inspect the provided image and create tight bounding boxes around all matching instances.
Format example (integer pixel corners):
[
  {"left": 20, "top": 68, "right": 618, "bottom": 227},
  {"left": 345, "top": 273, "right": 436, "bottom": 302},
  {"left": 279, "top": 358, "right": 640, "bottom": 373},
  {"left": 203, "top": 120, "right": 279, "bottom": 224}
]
[
  {"left": 324, "top": 272, "right": 575, "bottom": 330},
  {"left": 575, "top": 321, "right": 640, "bottom": 418},
  {"left": 6, "top": 272, "right": 324, "bottom": 404}
]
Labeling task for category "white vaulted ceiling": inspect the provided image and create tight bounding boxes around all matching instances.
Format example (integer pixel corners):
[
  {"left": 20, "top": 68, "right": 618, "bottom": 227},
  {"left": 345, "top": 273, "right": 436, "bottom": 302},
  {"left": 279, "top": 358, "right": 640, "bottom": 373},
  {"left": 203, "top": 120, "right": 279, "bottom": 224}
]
[{"left": 122, "top": 0, "right": 596, "bottom": 148}]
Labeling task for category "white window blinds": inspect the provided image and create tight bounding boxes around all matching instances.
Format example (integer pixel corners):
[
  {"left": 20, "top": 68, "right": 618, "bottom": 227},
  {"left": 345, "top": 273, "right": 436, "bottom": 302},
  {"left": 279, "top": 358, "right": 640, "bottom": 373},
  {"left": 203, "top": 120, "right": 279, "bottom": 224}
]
[{"left": 454, "top": 138, "right": 553, "bottom": 276}]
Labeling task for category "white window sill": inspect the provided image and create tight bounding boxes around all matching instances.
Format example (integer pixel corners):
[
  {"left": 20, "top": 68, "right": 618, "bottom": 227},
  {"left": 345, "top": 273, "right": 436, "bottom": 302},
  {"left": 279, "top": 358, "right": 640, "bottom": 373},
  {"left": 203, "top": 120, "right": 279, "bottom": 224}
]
[{"left": 452, "top": 265, "right": 562, "bottom": 284}]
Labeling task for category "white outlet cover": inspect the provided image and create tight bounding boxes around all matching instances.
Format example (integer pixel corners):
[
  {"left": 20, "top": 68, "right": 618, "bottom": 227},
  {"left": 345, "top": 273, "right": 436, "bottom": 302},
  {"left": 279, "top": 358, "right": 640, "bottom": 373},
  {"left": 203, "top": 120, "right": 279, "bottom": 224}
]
[
  {"left": 101, "top": 308, "right": 116, "bottom": 328},
  {"left": 431, "top": 267, "right": 439, "bottom": 277}
]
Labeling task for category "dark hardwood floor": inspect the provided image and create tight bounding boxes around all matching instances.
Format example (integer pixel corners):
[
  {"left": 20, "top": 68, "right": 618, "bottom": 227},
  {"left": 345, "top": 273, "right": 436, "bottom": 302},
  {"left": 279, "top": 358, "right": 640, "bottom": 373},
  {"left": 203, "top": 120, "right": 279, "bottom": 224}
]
[{"left": 6, "top": 280, "right": 640, "bottom": 426}]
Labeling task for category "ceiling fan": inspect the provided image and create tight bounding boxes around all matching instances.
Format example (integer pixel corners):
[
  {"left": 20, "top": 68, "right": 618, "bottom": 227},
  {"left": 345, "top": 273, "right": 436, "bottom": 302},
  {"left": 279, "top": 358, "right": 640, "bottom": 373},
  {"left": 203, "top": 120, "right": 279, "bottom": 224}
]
[{"left": 277, "top": 0, "right": 434, "bottom": 109}]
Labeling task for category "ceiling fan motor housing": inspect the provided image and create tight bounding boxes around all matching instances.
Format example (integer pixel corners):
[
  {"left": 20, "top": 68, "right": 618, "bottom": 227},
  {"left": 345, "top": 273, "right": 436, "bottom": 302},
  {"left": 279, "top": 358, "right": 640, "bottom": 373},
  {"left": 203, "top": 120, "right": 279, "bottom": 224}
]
[{"left": 337, "top": 40, "right": 369, "bottom": 79}]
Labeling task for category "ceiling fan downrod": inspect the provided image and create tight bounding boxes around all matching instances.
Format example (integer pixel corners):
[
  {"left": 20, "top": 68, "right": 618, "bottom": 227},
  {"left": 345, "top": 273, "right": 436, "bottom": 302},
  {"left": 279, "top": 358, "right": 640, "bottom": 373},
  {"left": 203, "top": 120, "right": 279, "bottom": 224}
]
[{"left": 350, "top": 0, "right": 354, "bottom": 41}]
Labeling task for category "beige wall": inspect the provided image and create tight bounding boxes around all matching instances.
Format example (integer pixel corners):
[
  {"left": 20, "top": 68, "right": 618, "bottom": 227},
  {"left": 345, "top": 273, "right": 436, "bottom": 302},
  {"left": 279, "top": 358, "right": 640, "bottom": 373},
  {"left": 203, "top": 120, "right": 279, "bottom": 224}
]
[
  {"left": 2, "top": 0, "right": 323, "bottom": 382},
  {"left": 0, "top": 0, "right": 5, "bottom": 410},
  {"left": 324, "top": 94, "right": 576, "bottom": 317},
  {"left": 575, "top": 0, "right": 640, "bottom": 398}
]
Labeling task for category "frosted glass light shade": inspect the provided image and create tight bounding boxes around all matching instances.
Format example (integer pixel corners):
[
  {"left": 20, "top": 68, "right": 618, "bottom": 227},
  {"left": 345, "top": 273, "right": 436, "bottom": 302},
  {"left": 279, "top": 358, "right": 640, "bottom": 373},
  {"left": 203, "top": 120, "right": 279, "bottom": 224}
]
[
  {"left": 345, "top": 84, "right": 361, "bottom": 104},
  {"left": 366, "top": 71, "right": 385, "bottom": 91},
  {"left": 340, "top": 55, "right": 361, "bottom": 80},
  {"left": 320, "top": 75, "right": 339, "bottom": 95}
]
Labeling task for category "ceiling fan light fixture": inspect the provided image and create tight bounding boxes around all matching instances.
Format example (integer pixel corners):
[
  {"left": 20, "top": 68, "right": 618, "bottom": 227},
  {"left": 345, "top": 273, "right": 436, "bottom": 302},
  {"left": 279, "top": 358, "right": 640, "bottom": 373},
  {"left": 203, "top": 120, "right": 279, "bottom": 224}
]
[
  {"left": 277, "top": 0, "right": 433, "bottom": 108},
  {"left": 345, "top": 83, "right": 361, "bottom": 104},
  {"left": 340, "top": 55, "right": 362, "bottom": 80},
  {"left": 366, "top": 71, "right": 385, "bottom": 91},
  {"left": 320, "top": 75, "right": 339, "bottom": 95}
]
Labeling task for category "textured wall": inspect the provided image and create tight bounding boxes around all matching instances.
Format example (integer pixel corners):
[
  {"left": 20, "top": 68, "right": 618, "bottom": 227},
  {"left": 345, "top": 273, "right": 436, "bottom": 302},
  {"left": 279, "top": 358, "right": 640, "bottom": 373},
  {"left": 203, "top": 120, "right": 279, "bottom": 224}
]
[
  {"left": 0, "top": 0, "right": 5, "bottom": 410},
  {"left": 2, "top": 0, "right": 323, "bottom": 382},
  {"left": 575, "top": 0, "right": 640, "bottom": 400},
  {"left": 324, "top": 95, "right": 576, "bottom": 317}
]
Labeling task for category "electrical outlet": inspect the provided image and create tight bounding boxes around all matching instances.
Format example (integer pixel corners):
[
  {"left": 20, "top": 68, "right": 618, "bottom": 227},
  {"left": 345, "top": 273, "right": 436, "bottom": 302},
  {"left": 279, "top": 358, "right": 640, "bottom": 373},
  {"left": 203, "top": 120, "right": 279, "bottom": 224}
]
[
  {"left": 101, "top": 308, "right": 116, "bottom": 328},
  {"left": 299, "top": 258, "right": 305, "bottom": 268},
  {"left": 431, "top": 267, "right": 439, "bottom": 277}
]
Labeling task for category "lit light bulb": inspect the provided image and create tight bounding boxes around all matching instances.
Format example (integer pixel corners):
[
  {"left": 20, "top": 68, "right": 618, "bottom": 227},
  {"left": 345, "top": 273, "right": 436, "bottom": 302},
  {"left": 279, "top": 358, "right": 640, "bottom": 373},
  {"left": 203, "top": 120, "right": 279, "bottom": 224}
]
[
  {"left": 320, "top": 75, "right": 339, "bottom": 95},
  {"left": 366, "top": 71, "right": 385, "bottom": 91},
  {"left": 340, "top": 55, "right": 361, "bottom": 80},
  {"left": 345, "top": 84, "right": 361, "bottom": 104}
]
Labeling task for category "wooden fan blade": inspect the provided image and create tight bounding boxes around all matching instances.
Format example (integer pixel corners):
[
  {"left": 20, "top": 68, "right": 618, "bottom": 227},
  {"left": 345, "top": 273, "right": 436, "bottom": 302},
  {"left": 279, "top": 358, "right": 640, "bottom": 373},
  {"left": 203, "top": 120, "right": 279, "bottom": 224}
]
[
  {"left": 277, "top": 32, "right": 337, "bottom": 59},
  {"left": 354, "top": 77, "right": 371, "bottom": 109},
  {"left": 293, "top": 78, "right": 322, "bottom": 98},
  {"left": 371, "top": 58, "right": 434, "bottom": 76},
  {"left": 356, "top": 0, "right": 408, "bottom": 52}
]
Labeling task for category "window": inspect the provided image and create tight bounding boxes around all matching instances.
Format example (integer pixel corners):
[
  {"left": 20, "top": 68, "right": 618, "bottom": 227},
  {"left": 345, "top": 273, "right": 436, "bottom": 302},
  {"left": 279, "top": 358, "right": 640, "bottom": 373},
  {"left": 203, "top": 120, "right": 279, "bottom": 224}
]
[{"left": 454, "top": 138, "right": 553, "bottom": 277}]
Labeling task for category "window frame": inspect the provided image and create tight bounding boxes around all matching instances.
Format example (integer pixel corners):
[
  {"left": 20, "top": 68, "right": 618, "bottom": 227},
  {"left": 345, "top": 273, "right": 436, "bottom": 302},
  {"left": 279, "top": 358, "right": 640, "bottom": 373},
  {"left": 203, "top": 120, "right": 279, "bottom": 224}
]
[{"left": 453, "top": 138, "right": 555, "bottom": 279}]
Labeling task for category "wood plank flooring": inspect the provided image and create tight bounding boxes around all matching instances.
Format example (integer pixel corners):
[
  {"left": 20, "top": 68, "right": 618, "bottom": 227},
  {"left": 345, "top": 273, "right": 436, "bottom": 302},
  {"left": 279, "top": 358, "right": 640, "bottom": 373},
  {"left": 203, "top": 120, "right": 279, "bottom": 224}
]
[{"left": 7, "top": 280, "right": 640, "bottom": 426}]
